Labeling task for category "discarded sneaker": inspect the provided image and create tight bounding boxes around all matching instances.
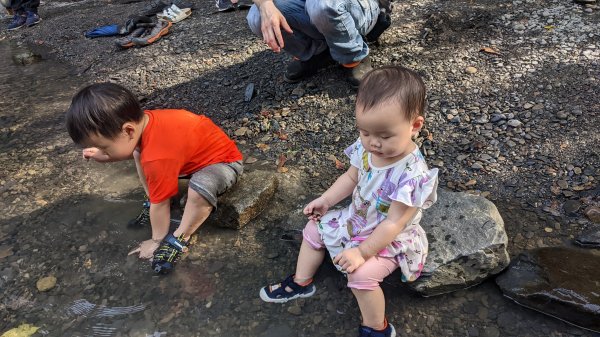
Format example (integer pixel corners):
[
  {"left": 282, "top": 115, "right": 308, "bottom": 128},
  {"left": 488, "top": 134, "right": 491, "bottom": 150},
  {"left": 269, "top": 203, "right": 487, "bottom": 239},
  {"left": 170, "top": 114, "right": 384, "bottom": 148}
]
[
  {"left": 141, "top": 0, "right": 170, "bottom": 16},
  {"left": 259, "top": 274, "right": 316, "bottom": 303},
  {"left": 115, "top": 27, "right": 150, "bottom": 48},
  {"left": 127, "top": 198, "right": 151, "bottom": 227},
  {"left": 7, "top": 14, "right": 26, "bottom": 30},
  {"left": 216, "top": 0, "right": 235, "bottom": 12},
  {"left": 152, "top": 233, "right": 189, "bottom": 274},
  {"left": 284, "top": 49, "right": 335, "bottom": 83},
  {"left": 358, "top": 321, "right": 396, "bottom": 337},
  {"left": 344, "top": 55, "right": 373, "bottom": 88},
  {"left": 25, "top": 11, "right": 41, "bottom": 27},
  {"left": 131, "top": 20, "right": 172, "bottom": 46}
]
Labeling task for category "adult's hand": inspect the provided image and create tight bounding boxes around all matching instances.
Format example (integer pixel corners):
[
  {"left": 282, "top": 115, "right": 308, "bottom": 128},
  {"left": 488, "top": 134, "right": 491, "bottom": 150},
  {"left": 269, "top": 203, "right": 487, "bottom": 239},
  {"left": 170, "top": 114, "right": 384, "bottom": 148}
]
[{"left": 257, "top": 0, "right": 293, "bottom": 53}]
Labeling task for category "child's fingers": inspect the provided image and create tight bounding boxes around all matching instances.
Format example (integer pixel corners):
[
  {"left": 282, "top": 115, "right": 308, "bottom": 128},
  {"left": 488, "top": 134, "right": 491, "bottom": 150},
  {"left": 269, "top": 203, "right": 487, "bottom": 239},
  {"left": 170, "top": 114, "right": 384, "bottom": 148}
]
[{"left": 127, "top": 247, "right": 140, "bottom": 255}]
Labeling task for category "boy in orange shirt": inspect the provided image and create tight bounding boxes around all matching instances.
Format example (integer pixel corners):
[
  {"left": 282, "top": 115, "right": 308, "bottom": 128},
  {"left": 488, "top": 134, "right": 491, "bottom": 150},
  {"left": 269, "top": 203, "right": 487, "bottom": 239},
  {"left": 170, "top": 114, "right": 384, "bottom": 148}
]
[{"left": 65, "top": 83, "right": 243, "bottom": 274}]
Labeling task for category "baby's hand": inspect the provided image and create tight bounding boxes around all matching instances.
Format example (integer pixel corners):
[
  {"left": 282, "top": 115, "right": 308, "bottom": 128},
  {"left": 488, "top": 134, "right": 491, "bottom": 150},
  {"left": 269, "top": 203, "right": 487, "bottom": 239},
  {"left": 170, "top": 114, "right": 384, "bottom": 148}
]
[
  {"left": 303, "top": 196, "right": 330, "bottom": 221},
  {"left": 128, "top": 239, "right": 160, "bottom": 260},
  {"left": 333, "top": 247, "right": 365, "bottom": 273}
]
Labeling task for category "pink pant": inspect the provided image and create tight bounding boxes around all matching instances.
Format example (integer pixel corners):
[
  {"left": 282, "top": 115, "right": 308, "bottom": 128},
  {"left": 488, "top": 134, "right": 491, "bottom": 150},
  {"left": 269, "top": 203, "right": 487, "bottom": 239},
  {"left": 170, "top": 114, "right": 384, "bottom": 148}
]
[{"left": 303, "top": 221, "right": 399, "bottom": 290}]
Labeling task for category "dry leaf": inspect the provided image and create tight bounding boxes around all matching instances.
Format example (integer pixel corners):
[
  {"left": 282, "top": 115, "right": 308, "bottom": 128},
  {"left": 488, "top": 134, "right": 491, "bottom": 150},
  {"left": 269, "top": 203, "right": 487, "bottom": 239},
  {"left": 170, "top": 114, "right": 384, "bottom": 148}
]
[
  {"left": 277, "top": 167, "right": 289, "bottom": 173},
  {"left": 277, "top": 132, "right": 289, "bottom": 140},
  {"left": 256, "top": 143, "right": 270, "bottom": 152},
  {"left": 480, "top": 47, "right": 500, "bottom": 55},
  {"left": 335, "top": 159, "right": 345, "bottom": 170}
]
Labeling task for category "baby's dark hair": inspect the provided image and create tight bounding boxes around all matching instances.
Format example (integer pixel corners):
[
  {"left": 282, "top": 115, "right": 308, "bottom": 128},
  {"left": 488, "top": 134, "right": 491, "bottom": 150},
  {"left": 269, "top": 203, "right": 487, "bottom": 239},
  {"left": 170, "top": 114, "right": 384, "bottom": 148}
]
[
  {"left": 65, "top": 82, "right": 143, "bottom": 144},
  {"left": 356, "top": 66, "right": 426, "bottom": 121}
]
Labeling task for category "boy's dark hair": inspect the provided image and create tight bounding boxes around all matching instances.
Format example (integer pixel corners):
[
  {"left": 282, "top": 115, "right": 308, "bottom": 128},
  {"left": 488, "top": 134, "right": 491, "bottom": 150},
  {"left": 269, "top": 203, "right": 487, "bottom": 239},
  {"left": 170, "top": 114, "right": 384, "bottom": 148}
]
[
  {"left": 65, "top": 82, "right": 143, "bottom": 144},
  {"left": 356, "top": 66, "right": 426, "bottom": 121}
]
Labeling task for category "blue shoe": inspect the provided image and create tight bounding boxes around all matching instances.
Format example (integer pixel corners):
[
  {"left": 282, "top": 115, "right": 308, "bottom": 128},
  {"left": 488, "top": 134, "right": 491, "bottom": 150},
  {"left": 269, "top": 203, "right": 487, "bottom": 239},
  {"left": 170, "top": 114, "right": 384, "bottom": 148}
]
[
  {"left": 25, "top": 11, "right": 41, "bottom": 27},
  {"left": 7, "top": 15, "right": 26, "bottom": 30},
  {"left": 259, "top": 274, "right": 316, "bottom": 303},
  {"left": 358, "top": 322, "right": 396, "bottom": 337}
]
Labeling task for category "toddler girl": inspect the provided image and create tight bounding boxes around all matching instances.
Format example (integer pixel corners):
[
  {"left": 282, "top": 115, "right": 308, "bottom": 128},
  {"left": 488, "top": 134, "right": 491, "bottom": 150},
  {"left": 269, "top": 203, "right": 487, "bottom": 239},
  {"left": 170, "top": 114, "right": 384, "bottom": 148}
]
[{"left": 259, "top": 65, "right": 438, "bottom": 337}]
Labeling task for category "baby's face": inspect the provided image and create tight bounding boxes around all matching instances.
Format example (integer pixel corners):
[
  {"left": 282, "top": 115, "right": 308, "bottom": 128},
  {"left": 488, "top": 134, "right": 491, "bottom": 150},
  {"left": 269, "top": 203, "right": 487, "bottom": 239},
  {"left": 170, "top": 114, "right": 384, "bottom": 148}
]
[{"left": 355, "top": 102, "right": 423, "bottom": 165}]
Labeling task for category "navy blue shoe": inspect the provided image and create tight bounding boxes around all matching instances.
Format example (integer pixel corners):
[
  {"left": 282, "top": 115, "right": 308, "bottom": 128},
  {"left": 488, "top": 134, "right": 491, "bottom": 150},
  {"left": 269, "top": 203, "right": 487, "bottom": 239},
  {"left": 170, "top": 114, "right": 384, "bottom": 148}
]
[
  {"left": 7, "top": 14, "right": 26, "bottom": 30},
  {"left": 259, "top": 274, "right": 316, "bottom": 303},
  {"left": 25, "top": 11, "right": 41, "bottom": 27},
  {"left": 152, "top": 233, "right": 189, "bottom": 274},
  {"left": 127, "top": 198, "right": 151, "bottom": 228},
  {"left": 358, "top": 322, "right": 396, "bottom": 337}
]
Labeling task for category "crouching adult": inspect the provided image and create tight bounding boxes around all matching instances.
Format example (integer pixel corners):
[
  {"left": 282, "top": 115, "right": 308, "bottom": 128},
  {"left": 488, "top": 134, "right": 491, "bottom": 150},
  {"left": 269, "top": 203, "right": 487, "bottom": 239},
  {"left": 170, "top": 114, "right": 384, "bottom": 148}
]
[{"left": 247, "top": 0, "right": 379, "bottom": 87}]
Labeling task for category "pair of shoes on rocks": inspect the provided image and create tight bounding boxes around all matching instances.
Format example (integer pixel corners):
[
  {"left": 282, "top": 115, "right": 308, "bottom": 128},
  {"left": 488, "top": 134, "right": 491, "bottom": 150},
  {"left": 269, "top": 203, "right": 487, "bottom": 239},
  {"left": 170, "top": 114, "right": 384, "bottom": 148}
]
[
  {"left": 115, "top": 20, "right": 172, "bottom": 48},
  {"left": 152, "top": 233, "right": 189, "bottom": 274},
  {"left": 156, "top": 3, "right": 191, "bottom": 23},
  {"left": 215, "top": 0, "right": 252, "bottom": 12},
  {"left": 7, "top": 11, "right": 40, "bottom": 30},
  {"left": 284, "top": 49, "right": 373, "bottom": 88}
]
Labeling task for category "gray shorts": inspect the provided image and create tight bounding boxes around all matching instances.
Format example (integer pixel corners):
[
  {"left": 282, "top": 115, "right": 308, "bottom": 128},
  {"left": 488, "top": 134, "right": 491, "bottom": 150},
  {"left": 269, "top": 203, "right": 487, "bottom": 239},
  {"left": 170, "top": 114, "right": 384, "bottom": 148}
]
[{"left": 188, "top": 161, "right": 243, "bottom": 208}]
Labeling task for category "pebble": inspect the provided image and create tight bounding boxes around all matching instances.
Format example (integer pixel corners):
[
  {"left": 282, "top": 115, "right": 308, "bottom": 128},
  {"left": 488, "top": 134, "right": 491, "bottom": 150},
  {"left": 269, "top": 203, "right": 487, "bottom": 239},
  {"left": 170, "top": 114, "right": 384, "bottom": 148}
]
[
  {"left": 584, "top": 206, "right": 600, "bottom": 223},
  {"left": 465, "top": 67, "right": 478, "bottom": 74},
  {"left": 563, "top": 200, "right": 581, "bottom": 215},
  {"left": 507, "top": 119, "right": 522, "bottom": 127},
  {"left": 471, "top": 163, "right": 484, "bottom": 170},
  {"left": 36, "top": 276, "right": 57, "bottom": 292}
]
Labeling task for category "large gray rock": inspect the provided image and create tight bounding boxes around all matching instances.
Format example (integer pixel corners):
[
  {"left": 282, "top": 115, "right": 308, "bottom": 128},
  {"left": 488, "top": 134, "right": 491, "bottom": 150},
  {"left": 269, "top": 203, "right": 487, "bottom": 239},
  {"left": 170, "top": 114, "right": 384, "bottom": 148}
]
[
  {"left": 496, "top": 247, "right": 600, "bottom": 333},
  {"left": 407, "top": 190, "right": 510, "bottom": 296},
  {"left": 214, "top": 170, "right": 278, "bottom": 229},
  {"left": 575, "top": 224, "right": 600, "bottom": 248}
]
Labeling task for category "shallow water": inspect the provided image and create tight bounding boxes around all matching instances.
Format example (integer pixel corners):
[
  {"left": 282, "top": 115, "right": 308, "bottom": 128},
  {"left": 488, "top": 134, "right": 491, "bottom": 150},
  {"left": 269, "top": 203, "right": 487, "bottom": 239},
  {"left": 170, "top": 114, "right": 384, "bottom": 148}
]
[{"left": 1, "top": 40, "right": 597, "bottom": 337}]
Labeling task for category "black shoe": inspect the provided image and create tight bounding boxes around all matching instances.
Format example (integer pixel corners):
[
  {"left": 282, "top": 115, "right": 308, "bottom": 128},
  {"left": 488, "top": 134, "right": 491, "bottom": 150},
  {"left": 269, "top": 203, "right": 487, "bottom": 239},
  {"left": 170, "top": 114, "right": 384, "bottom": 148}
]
[
  {"left": 152, "top": 233, "right": 189, "bottom": 274},
  {"left": 284, "top": 49, "right": 335, "bottom": 83},
  {"left": 345, "top": 56, "right": 373, "bottom": 88},
  {"left": 141, "top": 0, "right": 170, "bottom": 16},
  {"left": 128, "top": 199, "right": 150, "bottom": 228}
]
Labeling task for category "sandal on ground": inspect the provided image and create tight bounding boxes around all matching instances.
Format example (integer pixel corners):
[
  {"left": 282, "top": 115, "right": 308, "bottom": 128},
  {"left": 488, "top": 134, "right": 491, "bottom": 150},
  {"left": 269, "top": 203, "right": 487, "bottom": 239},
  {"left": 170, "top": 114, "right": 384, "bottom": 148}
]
[
  {"left": 157, "top": 4, "right": 191, "bottom": 23},
  {"left": 259, "top": 274, "right": 316, "bottom": 303}
]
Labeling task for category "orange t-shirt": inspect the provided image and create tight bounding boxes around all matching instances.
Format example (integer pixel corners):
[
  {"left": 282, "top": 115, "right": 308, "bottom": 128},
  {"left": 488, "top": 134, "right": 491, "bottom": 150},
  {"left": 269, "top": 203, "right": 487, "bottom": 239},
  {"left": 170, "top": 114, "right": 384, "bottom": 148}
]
[{"left": 140, "top": 109, "right": 243, "bottom": 203}]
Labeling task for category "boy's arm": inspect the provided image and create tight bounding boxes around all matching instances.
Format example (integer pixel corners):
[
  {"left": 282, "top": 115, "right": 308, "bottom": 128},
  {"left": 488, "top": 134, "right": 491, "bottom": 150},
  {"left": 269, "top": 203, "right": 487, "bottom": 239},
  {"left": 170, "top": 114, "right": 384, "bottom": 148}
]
[{"left": 150, "top": 199, "right": 171, "bottom": 241}]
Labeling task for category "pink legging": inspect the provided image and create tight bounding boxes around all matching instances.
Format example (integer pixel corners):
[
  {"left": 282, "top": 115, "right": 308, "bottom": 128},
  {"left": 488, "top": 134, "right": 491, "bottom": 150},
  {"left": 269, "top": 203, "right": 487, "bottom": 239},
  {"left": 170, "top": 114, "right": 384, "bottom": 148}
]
[{"left": 303, "top": 220, "right": 399, "bottom": 290}]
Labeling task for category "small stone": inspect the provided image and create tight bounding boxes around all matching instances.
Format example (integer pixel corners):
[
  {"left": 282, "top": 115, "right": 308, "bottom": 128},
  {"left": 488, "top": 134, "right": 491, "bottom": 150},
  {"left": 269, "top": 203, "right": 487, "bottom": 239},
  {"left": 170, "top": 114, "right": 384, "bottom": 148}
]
[
  {"left": 584, "top": 206, "right": 600, "bottom": 223},
  {"left": 234, "top": 127, "right": 248, "bottom": 136},
  {"left": 244, "top": 156, "right": 258, "bottom": 164},
  {"left": 523, "top": 103, "right": 534, "bottom": 110},
  {"left": 544, "top": 227, "right": 553, "bottom": 233},
  {"left": 471, "top": 163, "right": 484, "bottom": 170},
  {"left": 465, "top": 66, "right": 478, "bottom": 74},
  {"left": 557, "top": 180, "right": 568, "bottom": 189},
  {"left": 563, "top": 200, "right": 581, "bottom": 216},
  {"left": 507, "top": 119, "right": 522, "bottom": 127},
  {"left": 291, "top": 87, "right": 305, "bottom": 97},
  {"left": 36, "top": 276, "right": 57, "bottom": 292},
  {"left": 287, "top": 304, "right": 302, "bottom": 315}
]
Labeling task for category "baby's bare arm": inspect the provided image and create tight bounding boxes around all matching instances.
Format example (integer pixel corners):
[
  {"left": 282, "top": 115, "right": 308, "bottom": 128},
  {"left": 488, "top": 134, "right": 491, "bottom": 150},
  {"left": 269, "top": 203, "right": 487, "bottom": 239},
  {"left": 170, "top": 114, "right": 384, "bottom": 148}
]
[
  {"left": 321, "top": 166, "right": 359, "bottom": 207},
  {"left": 358, "top": 202, "right": 418, "bottom": 259}
]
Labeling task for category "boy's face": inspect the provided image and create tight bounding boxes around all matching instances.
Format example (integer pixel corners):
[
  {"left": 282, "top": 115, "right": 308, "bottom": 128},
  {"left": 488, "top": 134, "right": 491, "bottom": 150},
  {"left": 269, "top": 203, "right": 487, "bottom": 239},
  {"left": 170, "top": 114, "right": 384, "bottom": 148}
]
[
  {"left": 355, "top": 101, "right": 424, "bottom": 164},
  {"left": 82, "top": 123, "right": 139, "bottom": 161}
]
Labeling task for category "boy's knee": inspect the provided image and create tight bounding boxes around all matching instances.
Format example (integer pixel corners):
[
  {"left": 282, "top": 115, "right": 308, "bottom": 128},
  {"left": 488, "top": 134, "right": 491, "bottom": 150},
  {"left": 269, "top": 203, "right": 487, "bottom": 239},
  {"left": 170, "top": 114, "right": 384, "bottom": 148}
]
[{"left": 187, "top": 188, "right": 214, "bottom": 210}]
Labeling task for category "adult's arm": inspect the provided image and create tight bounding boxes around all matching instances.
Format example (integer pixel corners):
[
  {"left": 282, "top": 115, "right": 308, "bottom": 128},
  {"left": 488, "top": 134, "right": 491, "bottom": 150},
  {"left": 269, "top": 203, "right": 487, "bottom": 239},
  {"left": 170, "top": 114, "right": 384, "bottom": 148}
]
[{"left": 253, "top": 0, "right": 293, "bottom": 53}]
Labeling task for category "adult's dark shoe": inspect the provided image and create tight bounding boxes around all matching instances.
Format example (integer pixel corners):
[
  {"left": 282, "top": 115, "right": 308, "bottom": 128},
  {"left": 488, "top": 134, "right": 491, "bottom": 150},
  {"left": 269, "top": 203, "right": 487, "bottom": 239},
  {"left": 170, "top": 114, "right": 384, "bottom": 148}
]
[
  {"left": 344, "top": 56, "right": 373, "bottom": 88},
  {"left": 25, "top": 11, "right": 41, "bottom": 27},
  {"left": 284, "top": 49, "right": 335, "bottom": 83}
]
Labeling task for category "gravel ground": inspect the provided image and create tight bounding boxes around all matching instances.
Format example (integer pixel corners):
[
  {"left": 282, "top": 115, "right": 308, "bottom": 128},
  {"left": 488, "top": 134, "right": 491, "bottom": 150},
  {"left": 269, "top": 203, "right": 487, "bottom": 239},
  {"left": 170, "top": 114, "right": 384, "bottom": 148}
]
[{"left": 0, "top": 0, "right": 599, "bottom": 336}]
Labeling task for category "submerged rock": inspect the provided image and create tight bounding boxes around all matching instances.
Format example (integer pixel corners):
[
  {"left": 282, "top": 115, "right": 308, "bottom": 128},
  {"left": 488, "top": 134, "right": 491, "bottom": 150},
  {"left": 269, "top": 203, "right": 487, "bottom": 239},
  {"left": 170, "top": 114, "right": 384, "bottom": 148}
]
[
  {"left": 574, "top": 224, "right": 600, "bottom": 248},
  {"left": 214, "top": 170, "right": 278, "bottom": 229},
  {"left": 496, "top": 247, "right": 600, "bottom": 333},
  {"left": 407, "top": 190, "right": 510, "bottom": 296},
  {"left": 36, "top": 276, "right": 57, "bottom": 292}
]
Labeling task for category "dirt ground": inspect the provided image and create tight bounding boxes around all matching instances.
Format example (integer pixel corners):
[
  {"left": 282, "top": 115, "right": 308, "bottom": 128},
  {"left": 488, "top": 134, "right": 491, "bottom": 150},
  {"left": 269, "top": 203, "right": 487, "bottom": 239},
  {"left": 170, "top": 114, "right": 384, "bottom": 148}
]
[{"left": 0, "top": 0, "right": 599, "bottom": 336}]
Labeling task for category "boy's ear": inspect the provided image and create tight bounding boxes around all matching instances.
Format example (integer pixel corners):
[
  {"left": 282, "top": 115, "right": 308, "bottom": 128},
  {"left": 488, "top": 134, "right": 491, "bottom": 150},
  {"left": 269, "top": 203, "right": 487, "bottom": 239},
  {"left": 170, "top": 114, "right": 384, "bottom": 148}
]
[
  {"left": 122, "top": 122, "right": 136, "bottom": 139},
  {"left": 411, "top": 116, "right": 425, "bottom": 136}
]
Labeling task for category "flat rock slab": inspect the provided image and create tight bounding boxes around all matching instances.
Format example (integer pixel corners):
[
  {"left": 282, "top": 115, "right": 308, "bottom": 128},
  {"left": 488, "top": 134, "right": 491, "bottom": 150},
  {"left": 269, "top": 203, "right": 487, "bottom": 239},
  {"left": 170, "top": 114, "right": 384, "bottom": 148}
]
[
  {"left": 407, "top": 190, "right": 510, "bottom": 296},
  {"left": 214, "top": 170, "right": 278, "bottom": 229},
  {"left": 575, "top": 224, "right": 600, "bottom": 248},
  {"left": 495, "top": 247, "right": 600, "bottom": 333}
]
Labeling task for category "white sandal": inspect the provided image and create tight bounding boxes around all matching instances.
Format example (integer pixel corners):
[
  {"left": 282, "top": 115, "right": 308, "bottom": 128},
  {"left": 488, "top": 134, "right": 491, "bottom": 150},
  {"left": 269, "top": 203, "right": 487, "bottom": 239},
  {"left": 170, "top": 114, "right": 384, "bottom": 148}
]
[{"left": 156, "top": 4, "right": 191, "bottom": 23}]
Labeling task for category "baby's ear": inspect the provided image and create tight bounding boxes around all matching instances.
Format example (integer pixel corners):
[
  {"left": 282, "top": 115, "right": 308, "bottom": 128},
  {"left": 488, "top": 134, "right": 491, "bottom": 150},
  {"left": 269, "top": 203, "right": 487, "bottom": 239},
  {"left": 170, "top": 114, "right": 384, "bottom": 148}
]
[{"left": 411, "top": 116, "right": 425, "bottom": 135}]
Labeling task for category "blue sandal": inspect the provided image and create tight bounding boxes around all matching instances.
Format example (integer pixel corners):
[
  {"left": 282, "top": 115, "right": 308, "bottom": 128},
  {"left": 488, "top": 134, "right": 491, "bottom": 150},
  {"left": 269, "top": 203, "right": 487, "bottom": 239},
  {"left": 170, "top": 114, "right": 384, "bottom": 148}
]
[{"left": 259, "top": 274, "right": 316, "bottom": 303}]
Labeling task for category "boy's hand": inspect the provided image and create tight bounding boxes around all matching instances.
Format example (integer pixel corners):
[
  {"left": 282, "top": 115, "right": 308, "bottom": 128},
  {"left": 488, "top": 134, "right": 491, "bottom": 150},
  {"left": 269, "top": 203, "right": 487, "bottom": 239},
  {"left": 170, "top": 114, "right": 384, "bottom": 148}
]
[
  {"left": 303, "top": 196, "right": 330, "bottom": 221},
  {"left": 128, "top": 239, "right": 160, "bottom": 259},
  {"left": 82, "top": 147, "right": 110, "bottom": 162},
  {"left": 333, "top": 247, "right": 366, "bottom": 273}
]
